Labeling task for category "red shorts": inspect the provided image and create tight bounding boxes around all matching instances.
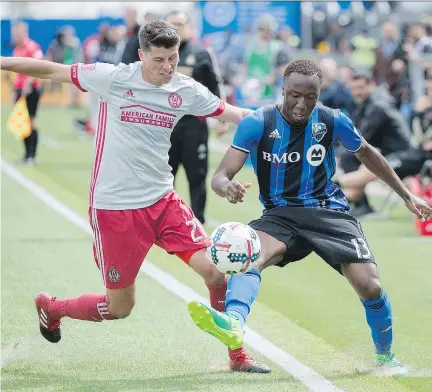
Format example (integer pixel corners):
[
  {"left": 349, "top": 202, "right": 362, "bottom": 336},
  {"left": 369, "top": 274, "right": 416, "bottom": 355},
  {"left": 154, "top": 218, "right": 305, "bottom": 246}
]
[{"left": 88, "top": 190, "right": 210, "bottom": 289}]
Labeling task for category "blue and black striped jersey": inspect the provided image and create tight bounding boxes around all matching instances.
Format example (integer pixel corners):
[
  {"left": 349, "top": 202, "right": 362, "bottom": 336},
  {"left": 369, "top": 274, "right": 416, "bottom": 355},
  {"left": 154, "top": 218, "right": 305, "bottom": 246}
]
[{"left": 231, "top": 104, "right": 362, "bottom": 211}]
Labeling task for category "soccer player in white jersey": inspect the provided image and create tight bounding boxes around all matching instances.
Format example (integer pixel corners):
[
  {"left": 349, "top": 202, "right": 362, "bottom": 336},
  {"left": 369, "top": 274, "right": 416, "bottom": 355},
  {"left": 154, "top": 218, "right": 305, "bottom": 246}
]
[{"left": 0, "top": 20, "right": 270, "bottom": 373}]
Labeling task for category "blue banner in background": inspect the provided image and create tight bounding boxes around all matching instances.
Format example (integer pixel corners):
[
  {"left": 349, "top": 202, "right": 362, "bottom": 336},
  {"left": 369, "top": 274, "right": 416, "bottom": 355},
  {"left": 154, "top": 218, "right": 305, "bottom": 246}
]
[
  {"left": 196, "top": 1, "right": 301, "bottom": 53},
  {"left": 1, "top": 18, "right": 124, "bottom": 56}
]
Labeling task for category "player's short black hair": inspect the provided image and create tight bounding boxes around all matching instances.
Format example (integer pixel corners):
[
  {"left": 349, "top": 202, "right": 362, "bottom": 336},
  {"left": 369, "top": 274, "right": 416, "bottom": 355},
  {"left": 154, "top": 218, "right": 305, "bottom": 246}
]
[
  {"left": 283, "top": 59, "right": 323, "bottom": 84},
  {"left": 138, "top": 20, "right": 180, "bottom": 52}
]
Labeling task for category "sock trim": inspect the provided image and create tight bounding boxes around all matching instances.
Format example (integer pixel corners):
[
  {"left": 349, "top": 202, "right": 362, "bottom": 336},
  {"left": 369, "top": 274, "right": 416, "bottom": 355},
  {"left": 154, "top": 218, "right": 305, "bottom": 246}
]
[{"left": 361, "top": 290, "right": 387, "bottom": 309}]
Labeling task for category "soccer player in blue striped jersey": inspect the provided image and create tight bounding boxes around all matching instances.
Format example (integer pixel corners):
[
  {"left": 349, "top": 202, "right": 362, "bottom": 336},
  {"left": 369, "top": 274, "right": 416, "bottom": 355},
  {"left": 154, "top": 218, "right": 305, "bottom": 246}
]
[{"left": 188, "top": 59, "right": 432, "bottom": 376}]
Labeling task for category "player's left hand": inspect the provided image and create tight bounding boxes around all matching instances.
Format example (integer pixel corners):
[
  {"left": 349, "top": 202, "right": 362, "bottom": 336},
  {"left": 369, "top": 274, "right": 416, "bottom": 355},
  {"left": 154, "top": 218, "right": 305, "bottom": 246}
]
[
  {"left": 225, "top": 181, "right": 251, "bottom": 204},
  {"left": 404, "top": 193, "right": 432, "bottom": 222},
  {"left": 215, "top": 121, "right": 229, "bottom": 137}
]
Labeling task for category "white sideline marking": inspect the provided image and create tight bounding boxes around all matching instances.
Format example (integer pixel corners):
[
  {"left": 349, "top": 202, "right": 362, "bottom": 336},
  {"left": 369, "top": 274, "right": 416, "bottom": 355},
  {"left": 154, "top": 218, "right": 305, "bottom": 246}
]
[{"left": 1, "top": 158, "right": 344, "bottom": 392}]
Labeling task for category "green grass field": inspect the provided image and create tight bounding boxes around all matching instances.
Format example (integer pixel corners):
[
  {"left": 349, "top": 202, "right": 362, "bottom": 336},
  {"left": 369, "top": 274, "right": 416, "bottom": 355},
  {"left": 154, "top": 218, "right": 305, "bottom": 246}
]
[{"left": 1, "top": 105, "right": 432, "bottom": 392}]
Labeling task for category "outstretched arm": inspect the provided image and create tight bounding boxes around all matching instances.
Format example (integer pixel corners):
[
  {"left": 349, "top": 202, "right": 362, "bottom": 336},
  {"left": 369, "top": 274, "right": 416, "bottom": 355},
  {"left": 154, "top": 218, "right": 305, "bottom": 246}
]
[
  {"left": 1, "top": 56, "right": 71, "bottom": 83},
  {"left": 212, "top": 147, "right": 251, "bottom": 203},
  {"left": 214, "top": 103, "right": 253, "bottom": 125},
  {"left": 355, "top": 139, "right": 432, "bottom": 221}
]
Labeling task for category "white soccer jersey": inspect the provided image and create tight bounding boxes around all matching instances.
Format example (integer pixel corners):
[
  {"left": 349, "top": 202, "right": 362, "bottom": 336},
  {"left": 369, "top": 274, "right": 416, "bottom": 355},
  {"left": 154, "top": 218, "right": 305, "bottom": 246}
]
[{"left": 70, "top": 62, "right": 224, "bottom": 209}]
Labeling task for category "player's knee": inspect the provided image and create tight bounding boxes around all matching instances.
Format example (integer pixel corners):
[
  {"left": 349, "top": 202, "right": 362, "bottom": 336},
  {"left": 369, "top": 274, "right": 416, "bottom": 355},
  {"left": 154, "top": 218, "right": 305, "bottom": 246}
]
[
  {"left": 108, "top": 301, "right": 135, "bottom": 319},
  {"left": 107, "top": 296, "right": 136, "bottom": 319},
  {"left": 188, "top": 249, "right": 226, "bottom": 286},
  {"left": 358, "top": 277, "right": 382, "bottom": 301}
]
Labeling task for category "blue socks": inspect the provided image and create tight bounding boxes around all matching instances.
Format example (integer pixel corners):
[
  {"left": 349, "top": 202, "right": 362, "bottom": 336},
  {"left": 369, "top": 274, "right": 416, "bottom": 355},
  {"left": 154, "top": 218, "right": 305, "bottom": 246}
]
[
  {"left": 361, "top": 289, "right": 393, "bottom": 355},
  {"left": 225, "top": 269, "right": 261, "bottom": 328}
]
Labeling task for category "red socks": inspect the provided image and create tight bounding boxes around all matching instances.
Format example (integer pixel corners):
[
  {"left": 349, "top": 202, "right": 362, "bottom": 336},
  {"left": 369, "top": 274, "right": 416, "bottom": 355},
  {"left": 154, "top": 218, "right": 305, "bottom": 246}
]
[
  {"left": 49, "top": 293, "right": 116, "bottom": 322},
  {"left": 207, "top": 276, "right": 228, "bottom": 312}
]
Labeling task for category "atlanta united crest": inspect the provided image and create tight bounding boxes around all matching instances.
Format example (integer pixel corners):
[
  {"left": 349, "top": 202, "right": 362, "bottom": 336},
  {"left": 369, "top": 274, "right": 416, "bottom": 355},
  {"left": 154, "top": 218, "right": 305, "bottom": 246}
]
[
  {"left": 312, "top": 123, "right": 327, "bottom": 142},
  {"left": 107, "top": 268, "right": 121, "bottom": 283}
]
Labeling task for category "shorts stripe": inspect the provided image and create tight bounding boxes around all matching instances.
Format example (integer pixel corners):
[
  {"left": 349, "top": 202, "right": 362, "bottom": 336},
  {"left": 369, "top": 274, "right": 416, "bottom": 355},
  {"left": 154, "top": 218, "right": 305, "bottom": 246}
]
[
  {"left": 89, "top": 102, "right": 107, "bottom": 206},
  {"left": 91, "top": 208, "right": 106, "bottom": 285}
]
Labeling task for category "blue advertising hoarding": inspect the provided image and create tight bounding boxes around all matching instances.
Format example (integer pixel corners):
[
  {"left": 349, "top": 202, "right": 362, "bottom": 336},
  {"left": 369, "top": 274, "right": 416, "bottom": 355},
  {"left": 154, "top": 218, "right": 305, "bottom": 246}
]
[{"left": 196, "top": 1, "right": 301, "bottom": 53}]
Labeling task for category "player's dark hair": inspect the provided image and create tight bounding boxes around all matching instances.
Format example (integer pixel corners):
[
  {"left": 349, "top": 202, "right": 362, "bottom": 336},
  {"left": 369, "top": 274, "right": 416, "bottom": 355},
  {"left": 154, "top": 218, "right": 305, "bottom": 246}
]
[
  {"left": 283, "top": 59, "right": 323, "bottom": 84},
  {"left": 138, "top": 20, "right": 180, "bottom": 52}
]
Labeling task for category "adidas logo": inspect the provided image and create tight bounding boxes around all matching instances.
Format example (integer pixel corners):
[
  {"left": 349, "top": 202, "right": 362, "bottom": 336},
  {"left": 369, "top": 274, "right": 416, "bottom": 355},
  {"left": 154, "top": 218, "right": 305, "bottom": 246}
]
[
  {"left": 123, "top": 89, "right": 135, "bottom": 98},
  {"left": 269, "top": 129, "right": 281, "bottom": 139}
]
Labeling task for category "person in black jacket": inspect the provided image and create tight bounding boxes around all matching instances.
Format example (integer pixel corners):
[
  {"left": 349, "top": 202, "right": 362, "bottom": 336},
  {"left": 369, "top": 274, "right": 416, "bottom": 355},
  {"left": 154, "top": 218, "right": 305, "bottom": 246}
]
[
  {"left": 121, "top": 6, "right": 140, "bottom": 65},
  {"left": 339, "top": 72, "right": 412, "bottom": 216},
  {"left": 339, "top": 72, "right": 432, "bottom": 207},
  {"left": 166, "top": 11, "right": 228, "bottom": 224}
]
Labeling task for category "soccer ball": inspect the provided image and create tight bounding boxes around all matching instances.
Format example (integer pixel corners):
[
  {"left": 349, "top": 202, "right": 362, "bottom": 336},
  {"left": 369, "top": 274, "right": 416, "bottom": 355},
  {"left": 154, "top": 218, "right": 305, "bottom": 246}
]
[{"left": 208, "top": 222, "right": 261, "bottom": 275}]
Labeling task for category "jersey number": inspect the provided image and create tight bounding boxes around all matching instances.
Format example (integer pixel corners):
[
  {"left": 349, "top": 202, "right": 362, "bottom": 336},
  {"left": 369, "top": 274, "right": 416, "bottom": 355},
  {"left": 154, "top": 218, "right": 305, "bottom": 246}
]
[
  {"left": 186, "top": 218, "right": 205, "bottom": 243},
  {"left": 351, "top": 238, "right": 371, "bottom": 259}
]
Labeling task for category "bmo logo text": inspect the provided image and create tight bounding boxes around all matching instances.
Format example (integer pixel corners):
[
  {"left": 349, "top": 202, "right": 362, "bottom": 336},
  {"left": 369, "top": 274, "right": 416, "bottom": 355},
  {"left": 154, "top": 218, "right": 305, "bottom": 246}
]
[
  {"left": 262, "top": 151, "right": 301, "bottom": 164},
  {"left": 262, "top": 144, "right": 327, "bottom": 167}
]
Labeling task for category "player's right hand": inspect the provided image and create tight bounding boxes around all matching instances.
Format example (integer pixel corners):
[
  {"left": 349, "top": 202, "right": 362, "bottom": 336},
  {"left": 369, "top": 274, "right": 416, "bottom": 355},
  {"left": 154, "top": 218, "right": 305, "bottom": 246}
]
[{"left": 224, "top": 181, "right": 251, "bottom": 204}]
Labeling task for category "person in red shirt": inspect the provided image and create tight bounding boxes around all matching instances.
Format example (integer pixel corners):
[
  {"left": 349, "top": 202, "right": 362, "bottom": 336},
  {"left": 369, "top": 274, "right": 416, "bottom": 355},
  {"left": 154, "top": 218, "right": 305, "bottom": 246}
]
[{"left": 12, "top": 21, "right": 44, "bottom": 164}]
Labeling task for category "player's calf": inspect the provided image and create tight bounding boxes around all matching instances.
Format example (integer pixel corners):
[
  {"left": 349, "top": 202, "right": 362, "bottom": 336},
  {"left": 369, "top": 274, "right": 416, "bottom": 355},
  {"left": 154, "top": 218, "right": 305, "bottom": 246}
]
[
  {"left": 206, "top": 277, "right": 272, "bottom": 373},
  {"left": 35, "top": 292, "right": 120, "bottom": 343}
]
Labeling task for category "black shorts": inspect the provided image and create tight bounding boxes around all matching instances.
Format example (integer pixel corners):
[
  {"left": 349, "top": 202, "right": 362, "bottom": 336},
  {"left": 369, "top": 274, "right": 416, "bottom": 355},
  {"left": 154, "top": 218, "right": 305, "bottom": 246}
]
[
  {"left": 15, "top": 87, "right": 41, "bottom": 117},
  {"left": 249, "top": 207, "right": 375, "bottom": 274},
  {"left": 386, "top": 149, "right": 428, "bottom": 179}
]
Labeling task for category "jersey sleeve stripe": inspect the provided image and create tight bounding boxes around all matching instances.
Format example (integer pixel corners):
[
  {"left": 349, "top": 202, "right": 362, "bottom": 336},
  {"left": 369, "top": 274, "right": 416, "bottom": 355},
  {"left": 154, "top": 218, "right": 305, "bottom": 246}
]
[
  {"left": 70, "top": 64, "right": 88, "bottom": 92},
  {"left": 197, "top": 100, "right": 225, "bottom": 120},
  {"left": 231, "top": 144, "right": 249, "bottom": 154}
]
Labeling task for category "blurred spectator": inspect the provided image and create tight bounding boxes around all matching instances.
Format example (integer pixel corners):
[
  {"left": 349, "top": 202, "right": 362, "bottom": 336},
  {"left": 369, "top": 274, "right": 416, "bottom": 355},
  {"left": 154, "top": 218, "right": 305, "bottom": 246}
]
[
  {"left": 336, "top": 38, "right": 353, "bottom": 60},
  {"left": 11, "top": 21, "right": 44, "bottom": 164},
  {"left": 166, "top": 10, "right": 227, "bottom": 224},
  {"left": 143, "top": 11, "right": 158, "bottom": 25},
  {"left": 46, "top": 29, "right": 65, "bottom": 64},
  {"left": 98, "top": 26, "right": 125, "bottom": 65},
  {"left": 327, "top": 23, "right": 343, "bottom": 52},
  {"left": 244, "top": 14, "right": 281, "bottom": 101},
  {"left": 340, "top": 72, "right": 412, "bottom": 216},
  {"left": 373, "top": 22, "right": 405, "bottom": 85},
  {"left": 412, "top": 71, "right": 432, "bottom": 150},
  {"left": 62, "top": 26, "right": 81, "bottom": 65},
  {"left": 277, "top": 25, "right": 301, "bottom": 52},
  {"left": 370, "top": 79, "right": 397, "bottom": 108},
  {"left": 338, "top": 74, "right": 432, "bottom": 207},
  {"left": 319, "top": 58, "right": 355, "bottom": 116},
  {"left": 82, "top": 23, "right": 109, "bottom": 64},
  {"left": 373, "top": 22, "right": 410, "bottom": 111},
  {"left": 338, "top": 64, "right": 354, "bottom": 89},
  {"left": 405, "top": 23, "right": 432, "bottom": 104},
  {"left": 62, "top": 26, "right": 81, "bottom": 107},
  {"left": 121, "top": 6, "right": 140, "bottom": 65},
  {"left": 351, "top": 29, "right": 379, "bottom": 69}
]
